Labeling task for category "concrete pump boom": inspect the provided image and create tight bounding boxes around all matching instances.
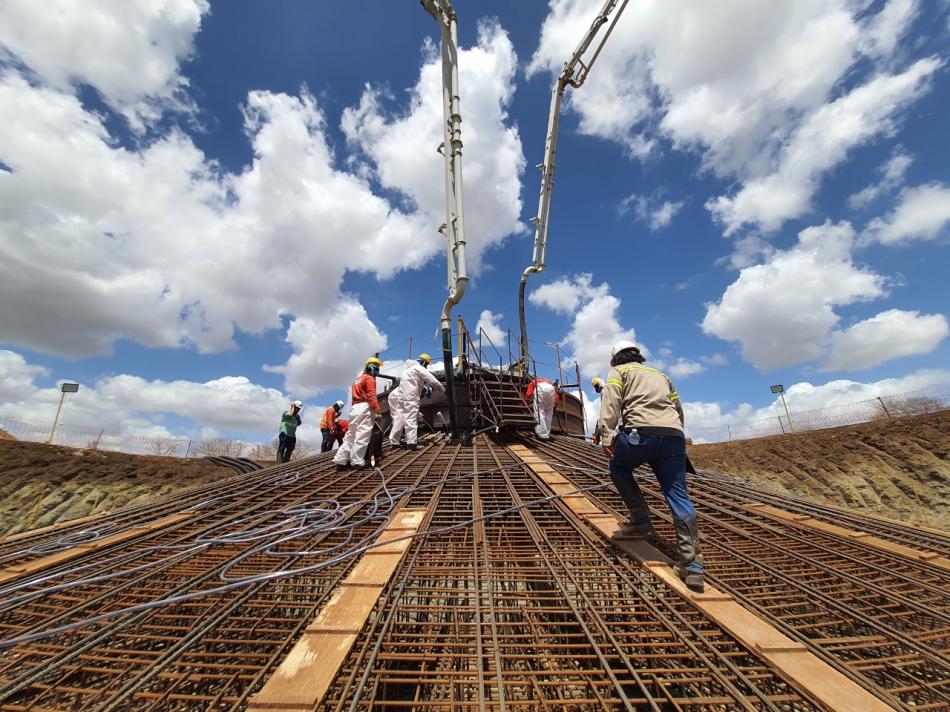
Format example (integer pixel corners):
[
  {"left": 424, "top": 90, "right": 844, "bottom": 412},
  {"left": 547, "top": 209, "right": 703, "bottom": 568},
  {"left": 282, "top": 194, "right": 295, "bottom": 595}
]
[
  {"left": 518, "top": 0, "right": 628, "bottom": 364},
  {"left": 422, "top": 0, "right": 467, "bottom": 439}
]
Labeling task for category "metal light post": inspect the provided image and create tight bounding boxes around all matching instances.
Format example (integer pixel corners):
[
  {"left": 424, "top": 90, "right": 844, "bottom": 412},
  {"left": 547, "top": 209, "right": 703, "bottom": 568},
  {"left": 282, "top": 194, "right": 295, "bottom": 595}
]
[
  {"left": 47, "top": 382, "right": 79, "bottom": 444},
  {"left": 770, "top": 384, "right": 794, "bottom": 433}
]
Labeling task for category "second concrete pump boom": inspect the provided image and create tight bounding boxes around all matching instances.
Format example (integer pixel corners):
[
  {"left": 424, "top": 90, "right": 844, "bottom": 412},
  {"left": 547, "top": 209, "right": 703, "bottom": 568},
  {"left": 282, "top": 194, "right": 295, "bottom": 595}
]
[{"left": 518, "top": 0, "right": 629, "bottom": 364}]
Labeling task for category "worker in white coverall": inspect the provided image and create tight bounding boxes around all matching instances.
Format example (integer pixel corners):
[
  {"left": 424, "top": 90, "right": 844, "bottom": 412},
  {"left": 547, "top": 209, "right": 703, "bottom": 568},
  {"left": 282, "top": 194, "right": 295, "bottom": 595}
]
[
  {"left": 526, "top": 377, "right": 558, "bottom": 440},
  {"left": 334, "top": 357, "right": 382, "bottom": 469},
  {"left": 389, "top": 353, "right": 443, "bottom": 450}
]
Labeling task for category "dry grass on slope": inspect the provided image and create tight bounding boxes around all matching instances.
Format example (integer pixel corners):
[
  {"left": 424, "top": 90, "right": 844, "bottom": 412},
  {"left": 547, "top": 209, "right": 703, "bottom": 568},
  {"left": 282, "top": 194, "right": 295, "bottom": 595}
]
[{"left": 691, "top": 410, "right": 949, "bottom": 530}]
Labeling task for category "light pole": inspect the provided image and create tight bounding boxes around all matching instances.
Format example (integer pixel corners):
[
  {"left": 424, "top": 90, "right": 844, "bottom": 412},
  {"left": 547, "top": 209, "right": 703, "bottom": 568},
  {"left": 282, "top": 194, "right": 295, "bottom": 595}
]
[
  {"left": 47, "top": 382, "right": 79, "bottom": 444},
  {"left": 770, "top": 384, "right": 794, "bottom": 433}
]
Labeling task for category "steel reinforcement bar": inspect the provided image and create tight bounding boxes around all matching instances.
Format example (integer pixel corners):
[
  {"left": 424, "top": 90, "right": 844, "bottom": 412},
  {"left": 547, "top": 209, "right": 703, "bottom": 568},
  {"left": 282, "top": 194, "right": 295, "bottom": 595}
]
[
  {"left": 533, "top": 435, "right": 950, "bottom": 711},
  {"left": 0, "top": 441, "right": 452, "bottom": 710},
  {"left": 319, "top": 436, "right": 820, "bottom": 710}
]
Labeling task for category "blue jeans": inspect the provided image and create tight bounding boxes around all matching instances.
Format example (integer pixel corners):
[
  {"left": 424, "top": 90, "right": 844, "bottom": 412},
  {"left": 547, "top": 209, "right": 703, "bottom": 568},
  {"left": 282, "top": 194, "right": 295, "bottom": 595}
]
[{"left": 609, "top": 431, "right": 696, "bottom": 519}]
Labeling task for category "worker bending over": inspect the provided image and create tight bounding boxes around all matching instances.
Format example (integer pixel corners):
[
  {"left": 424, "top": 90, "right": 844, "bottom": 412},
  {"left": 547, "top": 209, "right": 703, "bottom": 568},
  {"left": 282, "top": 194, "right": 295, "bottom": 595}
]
[
  {"left": 333, "top": 418, "right": 348, "bottom": 448},
  {"left": 526, "top": 377, "right": 558, "bottom": 440},
  {"left": 320, "top": 400, "right": 344, "bottom": 452},
  {"left": 389, "top": 353, "right": 443, "bottom": 450},
  {"left": 597, "top": 341, "right": 704, "bottom": 592},
  {"left": 334, "top": 357, "right": 382, "bottom": 469},
  {"left": 277, "top": 400, "right": 303, "bottom": 464}
]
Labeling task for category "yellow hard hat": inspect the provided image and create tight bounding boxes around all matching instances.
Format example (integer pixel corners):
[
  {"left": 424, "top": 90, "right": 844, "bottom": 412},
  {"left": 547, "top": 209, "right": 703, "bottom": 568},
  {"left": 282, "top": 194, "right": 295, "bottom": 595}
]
[
  {"left": 365, "top": 356, "right": 383, "bottom": 368},
  {"left": 591, "top": 377, "right": 603, "bottom": 386},
  {"left": 418, "top": 353, "right": 432, "bottom": 365}
]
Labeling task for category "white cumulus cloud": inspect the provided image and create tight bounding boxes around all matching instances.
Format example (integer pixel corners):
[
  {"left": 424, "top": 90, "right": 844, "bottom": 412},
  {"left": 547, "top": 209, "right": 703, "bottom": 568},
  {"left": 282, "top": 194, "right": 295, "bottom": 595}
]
[
  {"left": 824, "top": 309, "right": 948, "bottom": 371},
  {"left": 0, "top": 349, "right": 304, "bottom": 439},
  {"left": 0, "top": 10, "right": 526, "bottom": 397},
  {"left": 529, "top": 1, "right": 936, "bottom": 237},
  {"left": 702, "top": 221, "right": 887, "bottom": 369},
  {"left": 847, "top": 146, "right": 913, "bottom": 210},
  {"left": 864, "top": 182, "right": 950, "bottom": 245},
  {"left": 707, "top": 58, "right": 939, "bottom": 234},
  {"left": 0, "top": 0, "right": 209, "bottom": 129}
]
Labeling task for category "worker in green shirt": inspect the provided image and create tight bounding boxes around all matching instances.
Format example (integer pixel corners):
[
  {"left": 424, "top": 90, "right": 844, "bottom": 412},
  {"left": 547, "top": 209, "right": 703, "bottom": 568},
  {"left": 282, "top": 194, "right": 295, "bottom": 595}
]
[{"left": 277, "top": 400, "right": 303, "bottom": 463}]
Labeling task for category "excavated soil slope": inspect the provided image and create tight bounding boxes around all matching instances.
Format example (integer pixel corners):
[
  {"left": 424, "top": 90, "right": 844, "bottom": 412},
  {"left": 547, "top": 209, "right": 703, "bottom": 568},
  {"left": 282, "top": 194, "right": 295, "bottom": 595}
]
[
  {"left": 691, "top": 410, "right": 949, "bottom": 529},
  {"left": 0, "top": 440, "right": 233, "bottom": 536}
]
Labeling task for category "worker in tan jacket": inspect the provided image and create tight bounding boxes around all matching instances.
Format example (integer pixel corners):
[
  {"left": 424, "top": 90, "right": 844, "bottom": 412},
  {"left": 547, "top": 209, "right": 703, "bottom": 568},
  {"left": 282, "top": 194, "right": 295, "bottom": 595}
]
[{"left": 597, "top": 340, "right": 703, "bottom": 592}]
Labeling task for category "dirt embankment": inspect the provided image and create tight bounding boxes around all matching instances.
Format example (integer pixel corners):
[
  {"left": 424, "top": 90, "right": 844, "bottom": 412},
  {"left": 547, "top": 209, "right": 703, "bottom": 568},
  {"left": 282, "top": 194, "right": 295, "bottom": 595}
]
[
  {"left": 691, "top": 410, "right": 949, "bottom": 530},
  {"left": 0, "top": 440, "right": 233, "bottom": 536}
]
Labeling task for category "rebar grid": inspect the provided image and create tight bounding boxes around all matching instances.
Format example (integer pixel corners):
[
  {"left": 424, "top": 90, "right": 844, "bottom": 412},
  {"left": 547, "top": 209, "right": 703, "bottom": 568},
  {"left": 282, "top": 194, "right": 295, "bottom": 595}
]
[
  {"left": 0, "top": 444, "right": 446, "bottom": 710},
  {"left": 321, "top": 438, "right": 816, "bottom": 711},
  {"left": 533, "top": 436, "right": 950, "bottom": 711},
  {"left": 1, "top": 433, "right": 939, "bottom": 710}
]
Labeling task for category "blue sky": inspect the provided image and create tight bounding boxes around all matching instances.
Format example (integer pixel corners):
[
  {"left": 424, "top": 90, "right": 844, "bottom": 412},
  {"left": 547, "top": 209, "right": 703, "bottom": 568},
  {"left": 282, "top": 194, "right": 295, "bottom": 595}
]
[{"left": 1, "top": 0, "right": 948, "bottom": 444}]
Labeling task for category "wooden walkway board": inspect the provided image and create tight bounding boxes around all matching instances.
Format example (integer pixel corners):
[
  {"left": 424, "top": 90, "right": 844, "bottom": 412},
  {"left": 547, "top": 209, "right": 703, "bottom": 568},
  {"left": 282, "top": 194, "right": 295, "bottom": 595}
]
[
  {"left": 0, "top": 512, "right": 195, "bottom": 584},
  {"left": 747, "top": 503, "right": 950, "bottom": 571},
  {"left": 508, "top": 444, "right": 893, "bottom": 712},
  {"left": 248, "top": 508, "right": 427, "bottom": 712},
  {"left": 0, "top": 511, "right": 108, "bottom": 545}
]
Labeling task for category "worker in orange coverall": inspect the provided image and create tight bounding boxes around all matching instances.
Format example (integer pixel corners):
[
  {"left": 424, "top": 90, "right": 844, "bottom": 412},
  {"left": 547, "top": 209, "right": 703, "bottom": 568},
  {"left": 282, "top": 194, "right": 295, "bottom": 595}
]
[
  {"left": 320, "top": 400, "right": 344, "bottom": 453},
  {"left": 333, "top": 357, "right": 382, "bottom": 469},
  {"left": 333, "top": 419, "right": 349, "bottom": 448}
]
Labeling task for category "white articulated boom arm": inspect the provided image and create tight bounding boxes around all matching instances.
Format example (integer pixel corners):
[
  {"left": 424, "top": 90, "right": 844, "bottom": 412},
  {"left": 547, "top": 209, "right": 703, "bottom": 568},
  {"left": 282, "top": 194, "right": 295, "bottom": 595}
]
[{"left": 518, "top": 0, "right": 629, "bottom": 363}]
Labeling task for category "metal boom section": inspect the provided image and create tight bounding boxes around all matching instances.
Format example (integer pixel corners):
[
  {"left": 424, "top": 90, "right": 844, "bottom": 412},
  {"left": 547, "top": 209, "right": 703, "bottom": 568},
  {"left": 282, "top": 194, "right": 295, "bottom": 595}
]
[
  {"left": 422, "top": 0, "right": 467, "bottom": 439},
  {"left": 518, "top": 0, "right": 629, "bottom": 363}
]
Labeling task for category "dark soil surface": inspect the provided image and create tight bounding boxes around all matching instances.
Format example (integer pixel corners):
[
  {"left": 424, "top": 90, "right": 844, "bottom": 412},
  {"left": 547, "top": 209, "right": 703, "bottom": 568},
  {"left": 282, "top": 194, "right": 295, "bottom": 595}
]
[{"left": 691, "top": 410, "right": 949, "bottom": 530}]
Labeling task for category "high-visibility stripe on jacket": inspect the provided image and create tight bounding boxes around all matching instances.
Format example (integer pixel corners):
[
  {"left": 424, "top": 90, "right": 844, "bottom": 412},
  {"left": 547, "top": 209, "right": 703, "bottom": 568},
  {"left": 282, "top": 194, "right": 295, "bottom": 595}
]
[
  {"left": 320, "top": 406, "right": 337, "bottom": 430},
  {"left": 351, "top": 372, "right": 379, "bottom": 411},
  {"left": 597, "top": 363, "right": 684, "bottom": 447}
]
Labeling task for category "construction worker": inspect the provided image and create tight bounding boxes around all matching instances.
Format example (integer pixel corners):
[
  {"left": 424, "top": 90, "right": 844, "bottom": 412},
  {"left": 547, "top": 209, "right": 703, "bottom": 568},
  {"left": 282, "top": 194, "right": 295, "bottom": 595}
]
[
  {"left": 334, "top": 357, "right": 382, "bottom": 469},
  {"left": 526, "top": 377, "right": 558, "bottom": 440},
  {"left": 333, "top": 418, "right": 349, "bottom": 447},
  {"left": 389, "top": 354, "right": 443, "bottom": 450},
  {"left": 320, "top": 400, "right": 344, "bottom": 452},
  {"left": 597, "top": 340, "right": 705, "bottom": 593},
  {"left": 277, "top": 400, "right": 303, "bottom": 464}
]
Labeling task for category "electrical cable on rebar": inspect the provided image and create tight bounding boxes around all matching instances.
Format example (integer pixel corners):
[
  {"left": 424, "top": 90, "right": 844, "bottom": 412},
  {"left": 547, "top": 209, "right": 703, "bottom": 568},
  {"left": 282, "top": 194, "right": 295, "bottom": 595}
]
[{"left": 0, "top": 462, "right": 618, "bottom": 650}]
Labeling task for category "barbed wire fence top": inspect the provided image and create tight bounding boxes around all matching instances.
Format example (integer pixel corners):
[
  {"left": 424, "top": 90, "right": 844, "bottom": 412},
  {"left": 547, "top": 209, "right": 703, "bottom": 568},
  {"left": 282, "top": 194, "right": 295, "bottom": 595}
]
[{"left": 688, "top": 385, "right": 950, "bottom": 443}]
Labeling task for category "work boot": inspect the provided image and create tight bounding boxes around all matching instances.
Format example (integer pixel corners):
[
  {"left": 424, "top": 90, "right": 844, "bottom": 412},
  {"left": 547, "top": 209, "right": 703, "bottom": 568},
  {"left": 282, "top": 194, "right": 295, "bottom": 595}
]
[
  {"left": 610, "top": 471, "right": 653, "bottom": 533},
  {"left": 335, "top": 463, "right": 350, "bottom": 471},
  {"left": 611, "top": 521, "right": 655, "bottom": 541},
  {"left": 672, "top": 515, "right": 705, "bottom": 593},
  {"left": 407, "top": 443, "right": 418, "bottom": 451}
]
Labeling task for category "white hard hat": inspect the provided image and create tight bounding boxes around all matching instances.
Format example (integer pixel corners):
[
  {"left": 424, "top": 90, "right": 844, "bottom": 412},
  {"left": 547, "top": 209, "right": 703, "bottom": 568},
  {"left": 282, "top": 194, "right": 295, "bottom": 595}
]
[
  {"left": 334, "top": 400, "right": 344, "bottom": 409},
  {"left": 291, "top": 400, "right": 303, "bottom": 408},
  {"left": 610, "top": 340, "right": 638, "bottom": 359}
]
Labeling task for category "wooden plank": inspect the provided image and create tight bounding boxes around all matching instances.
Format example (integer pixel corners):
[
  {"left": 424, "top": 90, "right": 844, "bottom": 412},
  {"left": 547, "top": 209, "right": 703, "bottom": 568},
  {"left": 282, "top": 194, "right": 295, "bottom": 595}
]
[
  {"left": 0, "top": 512, "right": 194, "bottom": 584},
  {"left": 0, "top": 512, "right": 108, "bottom": 544},
  {"left": 508, "top": 444, "right": 893, "bottom": 712},
  {"left": 746, "top": 503, "right": 950, "bottom": 571},
  {"left": 248, "top": 508, "right": 427, "bottom": 711}
]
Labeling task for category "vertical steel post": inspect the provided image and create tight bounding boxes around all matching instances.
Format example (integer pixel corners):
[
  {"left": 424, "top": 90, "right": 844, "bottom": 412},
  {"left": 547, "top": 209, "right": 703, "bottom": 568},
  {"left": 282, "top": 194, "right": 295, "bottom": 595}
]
[
  {"left": 47, "top": 390, "right": 66, "bottom": 444},
  {"left": 780, "top": 392, "right": 794, "bottom": 432},
  {"left": 877, "top": 396, "right": 891, "bottom": 418}
]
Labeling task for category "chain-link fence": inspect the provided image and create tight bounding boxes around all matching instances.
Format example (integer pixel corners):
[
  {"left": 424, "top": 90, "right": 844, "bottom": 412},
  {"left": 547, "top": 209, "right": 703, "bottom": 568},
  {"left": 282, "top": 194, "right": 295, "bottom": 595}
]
[{"left": 689, "top": 385, "right": 950, "bottom": 443}]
